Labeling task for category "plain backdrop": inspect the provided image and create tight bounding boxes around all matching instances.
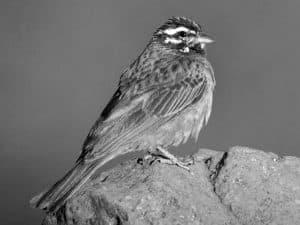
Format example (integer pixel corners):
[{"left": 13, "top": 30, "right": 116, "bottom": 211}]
[{"left": 1, "top": 0, "right": 299, "bottom": 224}]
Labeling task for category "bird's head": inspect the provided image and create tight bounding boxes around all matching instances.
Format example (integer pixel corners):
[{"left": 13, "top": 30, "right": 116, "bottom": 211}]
[{"left": 153, "top": 17, "right": 214, "bottom": 55}]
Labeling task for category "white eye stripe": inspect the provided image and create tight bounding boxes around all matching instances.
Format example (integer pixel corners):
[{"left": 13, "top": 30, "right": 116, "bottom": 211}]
[
  {"left": 163, "top": 26, "right": 196, "bottom": 35},
  {"left": 164, "top": 37, "right": 182, "bottom": 44}
]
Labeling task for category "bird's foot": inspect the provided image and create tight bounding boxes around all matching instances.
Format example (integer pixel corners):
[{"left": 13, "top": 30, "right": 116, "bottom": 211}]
[
  {"left": 157, "top": 157, "right": 192, "bottom": 171},
  {"left": 146, "top": 146, "right": 194, "bottom": 172}
]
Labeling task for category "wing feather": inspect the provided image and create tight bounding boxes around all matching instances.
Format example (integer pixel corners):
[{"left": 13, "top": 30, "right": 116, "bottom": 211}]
[
  {"left": 159, "top": 90, "right": 180, "bottom": 115},
  {"left": 80, "top": 57, "right": 211, "bottom": 161},
  {"left": 147, "top": 76, "right": 206, "bottom": 118}
]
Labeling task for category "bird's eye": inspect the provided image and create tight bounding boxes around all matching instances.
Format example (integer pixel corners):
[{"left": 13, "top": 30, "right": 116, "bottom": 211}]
[{"left": 178, "top": 31, "right": 187, "bottom": 37}]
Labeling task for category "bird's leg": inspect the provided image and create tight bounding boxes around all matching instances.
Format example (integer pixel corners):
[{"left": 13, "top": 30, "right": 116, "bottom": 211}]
[{"left": 153, "top": 146, "right": 193, "bottom": 171}]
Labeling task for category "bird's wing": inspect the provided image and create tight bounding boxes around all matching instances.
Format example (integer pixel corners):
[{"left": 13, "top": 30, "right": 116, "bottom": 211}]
[
  {"left": 79, "top": 58, "right": 211, "bottom": 161},
  {"left": 129, "top": 57, "right": 212, "bottom": 118}
]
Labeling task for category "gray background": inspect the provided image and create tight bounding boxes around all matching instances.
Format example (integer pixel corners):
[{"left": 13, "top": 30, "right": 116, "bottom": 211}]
[{"left": 1, "top": 0, "right": 299, "bottom": 224}]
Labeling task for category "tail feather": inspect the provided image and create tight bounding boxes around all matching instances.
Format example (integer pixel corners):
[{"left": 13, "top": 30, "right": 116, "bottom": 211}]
[
  {"left": 30, "top": 109, "right": 164, "bottom": 212},
  {"left": 30, "top": 156, "right": 112, "bottom": 212}
]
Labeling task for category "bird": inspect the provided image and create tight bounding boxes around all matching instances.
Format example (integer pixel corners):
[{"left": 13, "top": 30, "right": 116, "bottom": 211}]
[{"left": 30, "top": 16, "right": 215, "bottom": 212}]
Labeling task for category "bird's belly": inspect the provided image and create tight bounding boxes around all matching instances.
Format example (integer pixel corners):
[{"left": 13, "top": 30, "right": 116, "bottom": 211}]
[{"left": 139, "top": 89, "right": 213, "bottom": 150}]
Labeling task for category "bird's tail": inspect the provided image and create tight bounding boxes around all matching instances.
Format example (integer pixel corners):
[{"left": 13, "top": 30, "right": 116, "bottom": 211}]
[{"left": 30, "top": 156, "right": 112, "bottom": 212}]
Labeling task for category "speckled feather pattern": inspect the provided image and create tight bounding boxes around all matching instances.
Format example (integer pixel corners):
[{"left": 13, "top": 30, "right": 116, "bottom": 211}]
[{"left": 82, "top": 46, "right": 215, "bottom": 160}]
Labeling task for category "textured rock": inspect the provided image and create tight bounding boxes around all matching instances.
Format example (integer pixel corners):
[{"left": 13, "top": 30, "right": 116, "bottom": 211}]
[{"left": 41, "top": 147, "right": 300, "bottom": 225}]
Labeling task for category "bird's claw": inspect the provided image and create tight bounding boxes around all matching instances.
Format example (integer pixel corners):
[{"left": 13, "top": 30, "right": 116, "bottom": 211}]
[
  {"left": 157, "top": 157, "right": 191, "bottom": 171},
  {"left": 145, "top": 146, "right": 194, "bottom": 172}
]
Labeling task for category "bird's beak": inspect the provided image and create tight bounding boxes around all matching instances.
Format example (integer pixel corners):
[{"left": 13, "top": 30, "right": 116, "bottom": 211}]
[
  {"left": 196, "top": 33, "right": 215, "bottom": 44},
  {"left": 188, "top": 32, "right": 214, "bottom": 53}
]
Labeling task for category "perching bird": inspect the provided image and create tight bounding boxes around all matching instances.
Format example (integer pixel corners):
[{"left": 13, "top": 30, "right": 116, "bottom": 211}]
[{"left": 30, "top": 16, "right": 215, "bottom": 212}]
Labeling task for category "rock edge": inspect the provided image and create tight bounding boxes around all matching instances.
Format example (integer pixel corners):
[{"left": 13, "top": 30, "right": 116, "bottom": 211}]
[{"left": 41, "top": 147, "right": 300, "bottom": 225}]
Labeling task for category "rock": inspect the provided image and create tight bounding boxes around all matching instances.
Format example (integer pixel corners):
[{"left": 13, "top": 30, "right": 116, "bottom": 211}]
[{"left": 41, "top": 147, "right": 300, "bottom": 225}]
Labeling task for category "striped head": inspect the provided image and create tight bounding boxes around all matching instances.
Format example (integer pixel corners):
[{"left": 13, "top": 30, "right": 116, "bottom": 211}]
[{"left": 153, "top": 17, "right": 214, "bottom": 55}]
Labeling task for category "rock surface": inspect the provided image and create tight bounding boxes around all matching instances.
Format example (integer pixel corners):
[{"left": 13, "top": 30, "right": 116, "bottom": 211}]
[{"left": 41, "top": 147, "right": 300, "bottom": 225}]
